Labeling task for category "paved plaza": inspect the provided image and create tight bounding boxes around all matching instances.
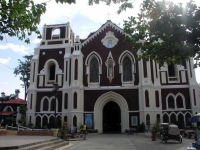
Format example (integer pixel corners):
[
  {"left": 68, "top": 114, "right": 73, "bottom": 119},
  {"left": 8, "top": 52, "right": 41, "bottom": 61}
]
[
  {"left": 57, "top": 133, "right": 195, "bottom": 150},
  {"left": 0, "top": 133, "right": 196, "bottom": 150}
]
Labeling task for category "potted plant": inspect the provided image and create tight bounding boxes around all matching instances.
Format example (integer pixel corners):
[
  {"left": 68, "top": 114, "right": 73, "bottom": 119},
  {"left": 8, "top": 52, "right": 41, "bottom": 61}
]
[
  {"left": 59, "top": 121, "right": 68, "bottom": 140},
  {"left": 151, "top": 121, "right": 160, "bottom": 141}
]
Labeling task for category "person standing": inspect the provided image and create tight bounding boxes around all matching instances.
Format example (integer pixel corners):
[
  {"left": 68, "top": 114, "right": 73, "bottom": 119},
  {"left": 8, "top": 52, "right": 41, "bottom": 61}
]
[{"left": 81, "top": 124, "right": 87, "bottom": 140}]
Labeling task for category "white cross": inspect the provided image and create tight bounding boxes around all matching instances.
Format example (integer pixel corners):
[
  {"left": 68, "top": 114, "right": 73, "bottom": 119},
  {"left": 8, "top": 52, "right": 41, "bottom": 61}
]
[{"left": 106, "top": 12, "right": 111, "bottom": 20}]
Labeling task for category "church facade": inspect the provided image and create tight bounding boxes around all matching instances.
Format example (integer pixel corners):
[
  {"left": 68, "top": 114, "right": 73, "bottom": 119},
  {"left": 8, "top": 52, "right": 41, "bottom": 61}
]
[{"left": 27, "top": 20, "right": 200, "bottom": 133}]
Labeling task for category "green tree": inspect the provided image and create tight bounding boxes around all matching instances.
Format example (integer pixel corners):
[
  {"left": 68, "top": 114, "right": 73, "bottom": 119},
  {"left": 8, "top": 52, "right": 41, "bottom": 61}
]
[
  {"left": 124, "top": 0, "right": 200, "bottom": 66},
  {"left": 5, "top": 117, "right": 14, "bottom": 126},
  {"left": 18, "top": 105, "right": 27, "bottom": 126},
  {"left": 90, "top": 0, "right": 200, "bottom": 66},
  {"left": 0, "top": 89, "right": 20, "bottom": 101},
  {"left": 0, "top": 0, "right": 75, "bottom": 43},
  {"left": 14, "top": 55, "right": 32, "bottom": 100}
]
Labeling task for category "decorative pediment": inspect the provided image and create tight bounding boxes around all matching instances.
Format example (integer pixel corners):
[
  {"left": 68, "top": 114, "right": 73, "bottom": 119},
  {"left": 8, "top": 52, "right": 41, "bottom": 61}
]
[
  {"left": 101, "top": 31, "right": 118, "bottom": 48},
  {"left": 81, "top": 20, "right": 130, "bottom": 47}
]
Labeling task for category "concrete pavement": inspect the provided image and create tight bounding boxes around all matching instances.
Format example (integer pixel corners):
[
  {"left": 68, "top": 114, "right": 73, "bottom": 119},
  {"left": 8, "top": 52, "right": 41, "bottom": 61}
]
[
  {"left": 56, "top": 133, "right": 196, "bottom": 150},
  {"left": 0, "top": 133, "right": 196, "bottom": 150},
  {"left": 0, "top": 136, "right": 57, "bottom": 149}
]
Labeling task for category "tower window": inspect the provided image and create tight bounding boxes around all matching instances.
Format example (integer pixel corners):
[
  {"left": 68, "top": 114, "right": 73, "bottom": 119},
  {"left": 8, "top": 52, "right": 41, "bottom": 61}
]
[
  {"left": 49, "top": 64, "right": 55, "bottom": 80},
  {"left": 52, "top": 28, "right": 60, "bottom": 39}
]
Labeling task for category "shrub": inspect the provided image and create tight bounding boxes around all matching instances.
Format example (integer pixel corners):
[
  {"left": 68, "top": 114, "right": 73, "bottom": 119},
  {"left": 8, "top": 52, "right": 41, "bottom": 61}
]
[
  {"left": 151, "top": 121, "right": 160, "bottom": 136},
  {"left": 28, "top": 123, "right": 34, "bottom": 129},
  {"left": 137, "top": 122, "right": 145, "bottom": 132}
]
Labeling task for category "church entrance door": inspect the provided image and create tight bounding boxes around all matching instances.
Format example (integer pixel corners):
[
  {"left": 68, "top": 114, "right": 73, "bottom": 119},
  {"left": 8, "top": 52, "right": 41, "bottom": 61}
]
[{"left": 103, "top": 101, "right": 121, "bottom": 133}]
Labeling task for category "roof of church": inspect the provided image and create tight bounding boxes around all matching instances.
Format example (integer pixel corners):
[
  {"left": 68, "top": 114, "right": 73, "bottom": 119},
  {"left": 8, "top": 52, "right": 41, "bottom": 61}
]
[
  {"left": 81, "top": 20, "right": 129, "bottom": 47},
  {"left": 3, "top": 98, "right": 27, "bottom": 105}
]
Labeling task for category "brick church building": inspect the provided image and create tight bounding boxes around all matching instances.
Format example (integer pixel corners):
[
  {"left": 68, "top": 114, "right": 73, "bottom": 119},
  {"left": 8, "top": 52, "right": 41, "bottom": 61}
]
[{"left": 27, "top": 20, "right": 200, "bottom": 133}]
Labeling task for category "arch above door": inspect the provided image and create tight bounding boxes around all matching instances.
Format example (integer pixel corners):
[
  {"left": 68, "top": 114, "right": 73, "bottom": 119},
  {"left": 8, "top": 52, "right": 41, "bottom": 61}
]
[{"left": 94, "top": 91, "right": 129, "bottom": 133}]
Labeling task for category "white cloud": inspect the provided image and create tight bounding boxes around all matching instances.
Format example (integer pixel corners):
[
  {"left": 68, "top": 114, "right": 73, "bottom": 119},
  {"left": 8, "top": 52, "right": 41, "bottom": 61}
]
[
  {"left": 1, "top": 82, "right": 8, "bottom": 85},
  {"left": 0, "top": 57, "right": 11, "bottom": 65},
  {"left": 39, "top": 2, "right": 79, "bottom": 27},
  {"left": 0, "top": 43, "right": 30, "bottom": 55},
  {"left": 32, "top": 38, "right": 41, "bottom": 44}
]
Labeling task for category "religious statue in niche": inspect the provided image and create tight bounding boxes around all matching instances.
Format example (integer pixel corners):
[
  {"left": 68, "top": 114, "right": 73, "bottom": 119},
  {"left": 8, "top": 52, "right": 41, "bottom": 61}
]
[
  {"left": 105, "top": 51, "right": 115, "bottom": 83},
  {"left": 109, "top": 66, "right": 113, "bottom": 77}
]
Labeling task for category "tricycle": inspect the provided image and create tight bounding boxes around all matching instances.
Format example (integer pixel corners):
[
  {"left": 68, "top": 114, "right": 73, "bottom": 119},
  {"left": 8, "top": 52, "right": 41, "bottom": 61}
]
[{"left": 160, "top": 123, "right": 182, "bottom": 143}]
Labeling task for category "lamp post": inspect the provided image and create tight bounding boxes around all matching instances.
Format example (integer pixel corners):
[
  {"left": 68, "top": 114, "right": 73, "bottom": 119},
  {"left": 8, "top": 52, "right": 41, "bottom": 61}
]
[
  {"left": 53, "top": 83, "right": 59, "bottom": 128},
  {"left": 0, "top": 92, "right": 5, "bottom": 128}
]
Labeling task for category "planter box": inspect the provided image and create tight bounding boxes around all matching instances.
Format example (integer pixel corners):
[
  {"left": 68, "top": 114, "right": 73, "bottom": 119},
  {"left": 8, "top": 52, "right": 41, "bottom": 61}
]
[
  {"left": 17, "top": 130, "right": 53, "bottom": 136},
  {"left": 0, "top": 131, "right": 17, "bottom": 136}
]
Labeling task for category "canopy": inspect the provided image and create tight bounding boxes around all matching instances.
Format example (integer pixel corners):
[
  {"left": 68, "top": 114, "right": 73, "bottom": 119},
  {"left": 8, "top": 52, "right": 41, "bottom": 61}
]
[
  {"left": 0, "top": 111, "right": 17, "bottom": 116},
  {"left": 189, "top": 113, "right": 200, "bottom": 122}
]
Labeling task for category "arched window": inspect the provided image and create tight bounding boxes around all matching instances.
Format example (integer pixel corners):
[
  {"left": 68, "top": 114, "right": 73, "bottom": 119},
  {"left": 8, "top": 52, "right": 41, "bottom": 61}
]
[
  {"left": 42, "top": 116, "right": 48, "bottom": 128},
  {"left": 146, "top": 114, "right": 150, "bottom": 125},
  {"left": 30, "top": 94, "right": 32, "bottom": 109},
  {"left": 64, "top": 93, "right": 68, "bottom": 109},
  {"left": 178, "top": 113, "right": 184, "bottom": 128},
  {"left": 90, "top": 57, "right": 99, "bottom": 82},
  {"left": 123, "top": 57, "right": 132, "bottom": 81},
  {"left": 51, "top": 98, "right": 56, "bottom": 111},
  {"left": 29, "top": 116, "right": 32, "bottom": 124},
  {"left": 118, "top": 51, "right": 135, "bottom": 86},
  {"left": 170, "top": 113, "right": 176, "bottom": 124},
  {"left": 73, "top": 92, "right": 77, "bottom": 109},
  {"left": 185, "top": 113, "right": 191, "bottom": 126},
  {"left": 168, "top": 95, "right": 175, "bottom": 108},
  {"left": 64, "top": 116, "right": 68, "bottom": 123},
  {"left": 85, "top": 52, "right": 102, "bottom": 87},
  {"left": 43, "top": 98, "right": 48, "bottom": 111},
  {"left": 163, "top": 114, "right": 169, "bottom": 123},
  {"left": 176, "top": 95, "right": 183, "bottom": 108},
  {"left": 36, "top": 116, "right": 41, "bottom": 129},
  {"left": 155, "top": 91, "right": 159, "bottom": 107},
  {"left": 49, "top": 64, "right": 55, "bottom": 80},
  {"left": 193, "top": 89, "right": 196, "bottom": 106},
  {"left": 73, "top": 116, "right": 77, "bottom": 127},
  {"left": 156, "top": 114, "right": 160, "bottom": 122},
  {"left": 145, "top": 90, "right": 149, "bottom": 107},
  {"left": 75, "top": 59, "right": 78, "bottom": 80}
]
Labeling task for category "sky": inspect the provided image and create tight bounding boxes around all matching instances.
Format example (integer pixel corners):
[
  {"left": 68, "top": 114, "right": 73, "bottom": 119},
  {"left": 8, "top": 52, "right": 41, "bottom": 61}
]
[{"left": 0, "top": 0, "right": 200, "bottom": 100}]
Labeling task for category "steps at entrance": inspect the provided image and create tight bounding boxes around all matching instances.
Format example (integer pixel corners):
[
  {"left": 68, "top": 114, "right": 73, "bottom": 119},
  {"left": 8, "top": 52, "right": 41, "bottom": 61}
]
[{"left": 2, "top": 137, "right": 69, "bottom": 150}]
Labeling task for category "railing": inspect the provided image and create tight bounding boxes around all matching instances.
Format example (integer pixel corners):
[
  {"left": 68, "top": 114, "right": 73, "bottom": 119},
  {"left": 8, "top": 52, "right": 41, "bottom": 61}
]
[
  {"left": 5, "top": 125, "right": 18, "bottom": 131},
  {"left": 18, "top": 125, "right": 32, "bottom": 131}
]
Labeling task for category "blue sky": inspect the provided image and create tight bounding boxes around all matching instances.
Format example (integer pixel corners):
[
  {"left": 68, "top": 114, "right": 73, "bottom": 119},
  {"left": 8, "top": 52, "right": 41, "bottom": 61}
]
[{"left": 0, "top": 0, "right": 200, "bottom": 99}]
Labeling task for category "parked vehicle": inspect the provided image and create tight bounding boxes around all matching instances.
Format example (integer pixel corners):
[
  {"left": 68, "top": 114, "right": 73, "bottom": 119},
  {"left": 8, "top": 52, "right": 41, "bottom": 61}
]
[{"left": 160, "top": 123, "right": 182, "bottom": 143}]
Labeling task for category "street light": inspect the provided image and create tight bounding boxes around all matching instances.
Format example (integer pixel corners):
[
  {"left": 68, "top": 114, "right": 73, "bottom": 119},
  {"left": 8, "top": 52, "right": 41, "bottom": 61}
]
[
  {"left": 0, "top": 92, "right": 5, "bottom": 128},
  {"left": 53, "top": 83, "right": 59, "bottom": 128}
]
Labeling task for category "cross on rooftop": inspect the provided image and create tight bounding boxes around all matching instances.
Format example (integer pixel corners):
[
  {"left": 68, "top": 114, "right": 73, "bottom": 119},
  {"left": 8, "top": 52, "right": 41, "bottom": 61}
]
[{"left": 106, "top": 12, "right": 111, "bottom": 20}]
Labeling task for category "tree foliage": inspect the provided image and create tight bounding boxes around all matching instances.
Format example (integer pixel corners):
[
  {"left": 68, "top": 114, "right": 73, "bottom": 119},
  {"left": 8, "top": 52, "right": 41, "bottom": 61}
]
[
  {"left": 0, "top": 0, "right": 75, "bottom": 43},
  {"left": 124, "top": 0, "right": 200, "bottom": 65},
  {"left": 14, "top": 55, "right": 32, "bottom": 100},
  {"left": 88, "top": 0, "right": 133, "bottom": 14},
  {"left": 90, "top": 0, "right": 200, "bottom": 66},
  {"left": 0, "top": 89, "right": 20, "bottom": 101},
  {"left": 18, "top": 104, "right": 27, "bottom": 126}
]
